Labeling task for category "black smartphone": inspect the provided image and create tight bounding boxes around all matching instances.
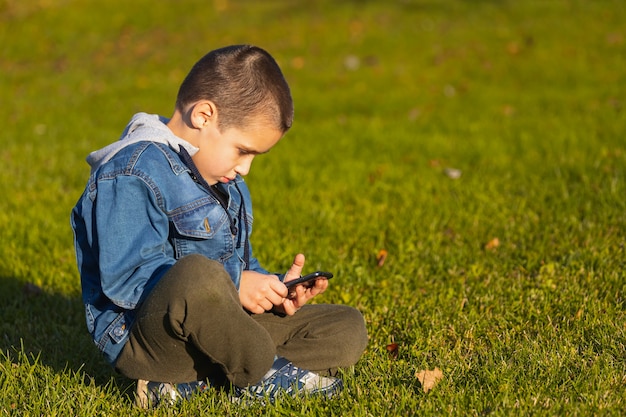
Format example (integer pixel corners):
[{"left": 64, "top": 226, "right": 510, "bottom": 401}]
[{"left": 285, "top": 271, "right": 333, "bottom": 297}]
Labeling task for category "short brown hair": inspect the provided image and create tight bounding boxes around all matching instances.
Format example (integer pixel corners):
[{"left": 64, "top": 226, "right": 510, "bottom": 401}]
[{"left": 175, "top": 45, "right": 294, "bottom": 132}]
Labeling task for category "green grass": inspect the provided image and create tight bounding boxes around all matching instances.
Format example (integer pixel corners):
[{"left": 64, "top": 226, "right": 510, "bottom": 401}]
[{"left": 1, "top": 0, "right": 625, "bottom": 415}]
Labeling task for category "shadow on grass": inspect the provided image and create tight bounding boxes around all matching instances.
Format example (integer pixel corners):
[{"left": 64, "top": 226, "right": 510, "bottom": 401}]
[{"left": 0, "top": 274, "right": 134, "bottom": 398}]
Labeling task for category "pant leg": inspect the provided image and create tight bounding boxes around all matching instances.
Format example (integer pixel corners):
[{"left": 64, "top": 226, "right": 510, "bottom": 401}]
[
  {"left": 115, "top": 254, "right": 275, "bottom": 386},
  {"left": 252, "top": 304, "right": 368, "bottom": 375}
]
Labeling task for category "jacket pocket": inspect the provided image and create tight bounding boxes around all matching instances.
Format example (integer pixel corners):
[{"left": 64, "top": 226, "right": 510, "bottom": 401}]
[
  {"left": 170, "top": 201, "right": 233, "bottom": 261},
  {"left": 170, "top": 201, "right": 227, "bottom": 239},
  {"left": 97, "top": 312, "right": 129, "bottom": 352}
]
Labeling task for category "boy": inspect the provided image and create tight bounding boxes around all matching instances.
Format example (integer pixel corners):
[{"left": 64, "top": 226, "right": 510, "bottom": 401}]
[{"left": 71, "top": 45, "right": 368, "bottom": 408}]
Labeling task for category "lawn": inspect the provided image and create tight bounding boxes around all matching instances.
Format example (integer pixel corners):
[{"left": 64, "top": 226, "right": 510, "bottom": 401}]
[{"left": 1, "top": 0, "right": 625, "bottom": 415}]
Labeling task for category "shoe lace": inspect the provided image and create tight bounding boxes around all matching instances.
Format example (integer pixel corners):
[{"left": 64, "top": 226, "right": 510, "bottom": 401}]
[{"left": 248, "top": 360, "right": 310, "bottom": 397}]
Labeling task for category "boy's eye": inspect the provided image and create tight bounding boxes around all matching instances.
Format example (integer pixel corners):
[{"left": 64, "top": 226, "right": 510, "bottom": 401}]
[{"left": 238, "top": 148, "right": 251, "bottom": 156}]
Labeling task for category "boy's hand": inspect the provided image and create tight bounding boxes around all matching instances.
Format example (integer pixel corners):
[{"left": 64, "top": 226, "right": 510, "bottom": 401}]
[
  {"left": 239, "top": 270, "right": 289, "bottom": 314},
  {"left": 279, "top": 254, "right": 328, "bottom": 316},
  {"left": 238, "top": 253, "right": 328, "bottom": 315}
]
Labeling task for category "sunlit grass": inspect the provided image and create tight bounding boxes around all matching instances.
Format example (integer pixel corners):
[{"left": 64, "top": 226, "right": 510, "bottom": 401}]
[{"left": 1, "top": 0, "right": 625, "bottom": 415}]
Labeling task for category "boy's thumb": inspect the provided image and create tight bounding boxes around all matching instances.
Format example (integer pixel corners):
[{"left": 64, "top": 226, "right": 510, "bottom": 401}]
[{"left": 286, "top": 253, "right": 305, "bottom": 278}]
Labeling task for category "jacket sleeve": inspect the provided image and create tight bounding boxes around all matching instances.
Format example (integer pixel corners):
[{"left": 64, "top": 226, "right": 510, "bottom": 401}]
[{"left": 94, "top": 174, "right": 175, "bottom": 309}]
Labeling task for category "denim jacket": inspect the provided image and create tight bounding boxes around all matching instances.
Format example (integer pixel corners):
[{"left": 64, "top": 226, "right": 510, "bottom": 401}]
[{"left": 71, "top": 113, "right": 269, "bottom": 364}]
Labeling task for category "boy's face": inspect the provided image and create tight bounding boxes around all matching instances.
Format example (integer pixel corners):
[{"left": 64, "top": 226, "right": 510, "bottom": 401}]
[{"left": 193, "top": 117, "right": 283, "bottom": 185}]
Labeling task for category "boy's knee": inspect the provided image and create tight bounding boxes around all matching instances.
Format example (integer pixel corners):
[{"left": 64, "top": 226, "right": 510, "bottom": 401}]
[
  {"left": 157, "top": 254, "right": 238, "bottom": 320},
  {"left": 339, "top": 306, "right": 369, "bottom": 363},
  {"left": 169, "top": 254, "right": 232, "bottom": 293},
  {"left": 174, "top": 254, "right": 226, "bottom": 280}
]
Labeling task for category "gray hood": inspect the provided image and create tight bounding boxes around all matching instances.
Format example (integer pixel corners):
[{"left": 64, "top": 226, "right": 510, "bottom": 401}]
[{"left": 86, "top": 112, "right": 199, "bottom": 174}]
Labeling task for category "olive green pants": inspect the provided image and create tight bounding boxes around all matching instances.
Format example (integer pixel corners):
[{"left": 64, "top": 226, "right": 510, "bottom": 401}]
[{"left": 115, "top": 254, "right": 368, "bottom": 387}]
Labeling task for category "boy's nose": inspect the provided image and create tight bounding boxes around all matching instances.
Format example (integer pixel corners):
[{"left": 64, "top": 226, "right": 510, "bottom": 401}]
[{"left": 236, "top": 157, "right": 254, "bottom": 176}]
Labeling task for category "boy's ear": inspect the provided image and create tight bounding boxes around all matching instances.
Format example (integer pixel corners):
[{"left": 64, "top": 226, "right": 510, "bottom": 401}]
[{"left": 190, "top": 101, "right": 217, "bottom": 129}]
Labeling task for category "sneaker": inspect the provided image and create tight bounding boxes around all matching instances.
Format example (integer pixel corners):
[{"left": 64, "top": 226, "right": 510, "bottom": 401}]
[
  {"left": 233, "top": 357, "right": 343, "bottom": 403},
  {"left": 135, "top": 379, "right": 209, "bottom": 408}
]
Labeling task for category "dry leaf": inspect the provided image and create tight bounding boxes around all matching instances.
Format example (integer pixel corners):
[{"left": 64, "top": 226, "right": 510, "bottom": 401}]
[
  {"left": 291, "top": 56, "right": 305, "bottom": 69},
  {"left": 408, "top": 107, "right": 421, "bottom": 121},
  {"left": 502, "top": 105, "right": 515, "bottom": 116},
  {"left": 507, "top": 41, "right": 520, "bottom": 55},
  {"left": 344, "top": 55, "right": 360, "bottom": 70},
  {"left": 443, "top": 227, "right": 456, "bottom": 240},
  {"left": 23, "top": 282, "right": 42, "bottom": 297},
  {"left": 485, "top": 237, "right": 500, "bottom": 250},
  {"left": 575, "top": 308, "right": 583, "bottom": 320},
  {"left": 429, "top": 159, "right": 442, "bottom": 167},
  {"left": 386, "top": 343, "right": 399, "bottom": 359},
  {"left": 444, "top": 167, "right": 462, "bottom": 179},
  {"left": 376, "top": 249, "right": 388, "bottom": 267},
  {"left": 416, "top": 368, "right": 443, "bottom": 393},
  {"left": 214, "top": 0, "right": 228, "bottom": 12},
  {"left": 368, "top": 165, "right": 387, "bottom": 184}
]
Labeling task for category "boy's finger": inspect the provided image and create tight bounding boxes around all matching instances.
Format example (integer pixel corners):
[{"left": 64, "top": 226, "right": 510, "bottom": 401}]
[
  {"left": 270, "top": 279, "right": 289, "bottom": 298},
  {"left": 285, "top": 253, "right": 306, "bottom": 280}
]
